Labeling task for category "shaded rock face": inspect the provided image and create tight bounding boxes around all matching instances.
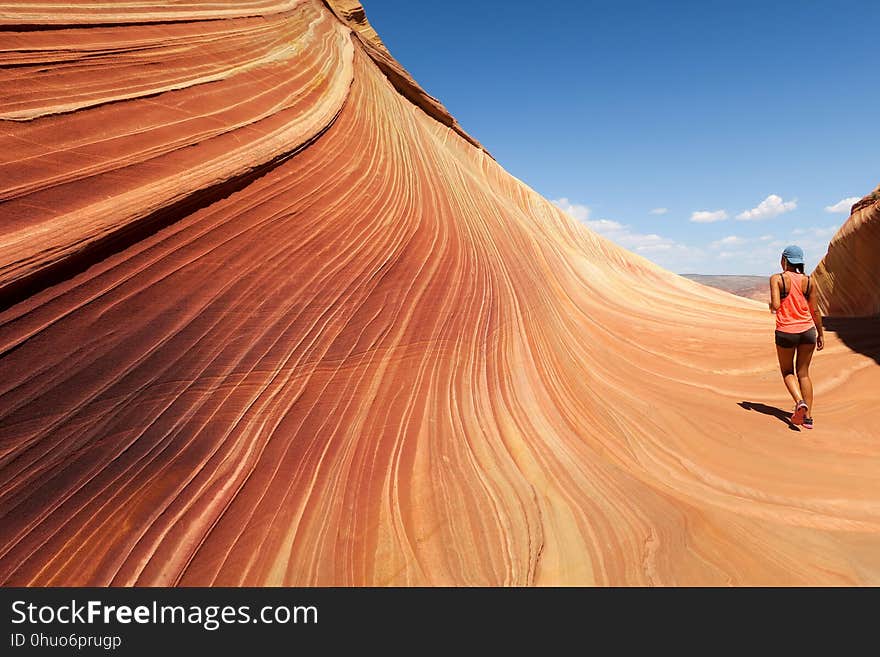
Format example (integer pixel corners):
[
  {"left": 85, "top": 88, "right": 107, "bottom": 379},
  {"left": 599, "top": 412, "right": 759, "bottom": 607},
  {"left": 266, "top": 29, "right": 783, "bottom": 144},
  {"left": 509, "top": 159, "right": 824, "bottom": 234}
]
[
  {"left": 1, "top": 2, "right": 879, "bottom": 586},
  {"left": 812, "top": 185, "right": 880, "bottom": 317}
]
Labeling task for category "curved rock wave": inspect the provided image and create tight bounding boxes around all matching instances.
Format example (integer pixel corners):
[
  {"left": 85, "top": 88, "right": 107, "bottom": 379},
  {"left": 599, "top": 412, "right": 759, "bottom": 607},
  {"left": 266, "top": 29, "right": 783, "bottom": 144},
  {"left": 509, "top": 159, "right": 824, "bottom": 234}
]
[
  {"left": 812, "top": 184, "right": 880, "bottom": 317},
  {"left": 1, "top": 1, "right": 879, "bottom": 585}
]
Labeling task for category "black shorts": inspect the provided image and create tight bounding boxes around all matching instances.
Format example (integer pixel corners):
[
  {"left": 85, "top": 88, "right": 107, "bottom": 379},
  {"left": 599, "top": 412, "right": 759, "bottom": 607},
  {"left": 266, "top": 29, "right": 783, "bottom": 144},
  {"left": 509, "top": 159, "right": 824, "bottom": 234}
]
[{"left": 775, "top": 327, "right": 817, "bottom": 348}]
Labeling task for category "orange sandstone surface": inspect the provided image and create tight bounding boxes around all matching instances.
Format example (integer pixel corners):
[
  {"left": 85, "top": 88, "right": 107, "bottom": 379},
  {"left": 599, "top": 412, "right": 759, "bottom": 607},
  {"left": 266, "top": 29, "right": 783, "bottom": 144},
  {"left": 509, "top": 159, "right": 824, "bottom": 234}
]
[
  {"left": 0, "top": 1, "right": 878, "bottom": 586},
  {"left": 812, "top": 185, "right": 880, "bottom": 318}
]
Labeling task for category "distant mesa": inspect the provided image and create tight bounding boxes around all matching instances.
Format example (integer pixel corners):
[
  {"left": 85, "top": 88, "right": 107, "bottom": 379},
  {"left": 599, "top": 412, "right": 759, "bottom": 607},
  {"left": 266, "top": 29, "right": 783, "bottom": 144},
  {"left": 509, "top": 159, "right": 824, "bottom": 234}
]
[{"left": 680, "top": 275, "right": 767, "bottom": 302}]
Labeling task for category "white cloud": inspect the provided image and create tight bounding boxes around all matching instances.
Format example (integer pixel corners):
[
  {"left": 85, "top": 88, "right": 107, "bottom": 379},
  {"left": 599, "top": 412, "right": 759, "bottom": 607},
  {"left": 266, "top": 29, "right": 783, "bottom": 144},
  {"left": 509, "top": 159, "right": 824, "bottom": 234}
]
[
  {"left": 794, "top": 225, "right": 839, "bottom": 239},
  {"left": 649, "top": 207, "right": 669, "bottom": 215},
  {"left": 586, "top": 219, "right": 677, "bottom": 252},
  {"left": 552, "top": 197, "right": 591, "bottom": 222},
  {"left": 550, "top": 196, "right": 834, "bottom": 275},
  {"left": 690, "top": 209, "right": 729, "bottom": 223},
  {"left": 586, "top": 218, "right": 625, "bottom": 232},
  {"left": 714, "top": 225, "right": 839, "bottom": 274},
  {"left": 628, "top": 234, "right": 675, "bottom": 252},
  {"left": 824, "top": 197, "right": 860, "bottom": 214},
  {"left": 639, "top": 243, "right": 673, "bottom": 252},
  {"left": 710, "top": 235, "right": 748, "bottom": 249},
  {"left": 736, "top": 194, "right": 797, "bottom": 221},
  {"left": 553, "top": 197, "right": 682, "bottom": 256}
]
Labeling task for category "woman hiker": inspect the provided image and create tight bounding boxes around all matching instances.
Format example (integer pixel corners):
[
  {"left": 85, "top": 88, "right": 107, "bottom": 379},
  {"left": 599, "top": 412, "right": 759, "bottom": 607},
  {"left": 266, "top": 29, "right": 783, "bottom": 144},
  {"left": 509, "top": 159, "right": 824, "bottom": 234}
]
[{"left": 769, "top": 245, "right": 825, "bottom": 428}]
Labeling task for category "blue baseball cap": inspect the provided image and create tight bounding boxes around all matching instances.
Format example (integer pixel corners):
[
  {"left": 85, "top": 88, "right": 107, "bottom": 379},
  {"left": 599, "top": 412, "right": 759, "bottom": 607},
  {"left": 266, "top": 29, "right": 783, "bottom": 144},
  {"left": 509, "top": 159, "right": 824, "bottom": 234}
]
[{"left": 782, "top": 245, "right": 804, "bottom": 265}]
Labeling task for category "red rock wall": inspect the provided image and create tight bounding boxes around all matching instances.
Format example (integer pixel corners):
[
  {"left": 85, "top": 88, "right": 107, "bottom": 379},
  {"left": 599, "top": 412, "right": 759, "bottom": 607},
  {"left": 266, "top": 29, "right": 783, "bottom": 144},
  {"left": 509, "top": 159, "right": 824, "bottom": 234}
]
[
  {"left": 812, "top": 185, "right": 880, "bottom": 317},
  {"left": 1, "top": 1, "right": 879, "bottom": 585}
]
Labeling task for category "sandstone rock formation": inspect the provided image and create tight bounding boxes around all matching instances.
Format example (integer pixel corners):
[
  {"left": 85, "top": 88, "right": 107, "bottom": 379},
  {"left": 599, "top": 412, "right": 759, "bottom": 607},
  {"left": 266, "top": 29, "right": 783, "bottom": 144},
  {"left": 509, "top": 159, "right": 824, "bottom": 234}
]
[
  {"left": 1, "top": 1, "right": 879, "bottom": 585},
  {"left": 812, "top": 185, "right": 880, "bottom": 317}
]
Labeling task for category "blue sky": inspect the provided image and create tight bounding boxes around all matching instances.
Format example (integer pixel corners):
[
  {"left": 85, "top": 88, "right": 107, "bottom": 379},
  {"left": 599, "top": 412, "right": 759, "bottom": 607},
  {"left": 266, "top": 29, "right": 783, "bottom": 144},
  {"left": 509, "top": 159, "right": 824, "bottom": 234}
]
[{"left": 363, "top": 0, "right": 878, "bottom": 274}]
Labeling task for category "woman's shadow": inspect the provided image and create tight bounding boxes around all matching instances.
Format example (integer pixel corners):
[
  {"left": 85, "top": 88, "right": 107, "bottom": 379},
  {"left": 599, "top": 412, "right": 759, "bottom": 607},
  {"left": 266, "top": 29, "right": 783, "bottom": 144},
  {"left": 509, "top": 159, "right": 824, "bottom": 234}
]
[{"left": 738, "top": 401, "right": 800, "bottom": 431}]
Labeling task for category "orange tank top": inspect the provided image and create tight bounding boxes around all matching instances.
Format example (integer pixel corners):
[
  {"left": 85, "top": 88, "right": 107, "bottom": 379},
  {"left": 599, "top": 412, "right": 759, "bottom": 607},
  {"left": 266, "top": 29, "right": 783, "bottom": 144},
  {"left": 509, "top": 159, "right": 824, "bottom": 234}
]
[{"left": 776, "top": 272, "right": 814, "bottom": 333}]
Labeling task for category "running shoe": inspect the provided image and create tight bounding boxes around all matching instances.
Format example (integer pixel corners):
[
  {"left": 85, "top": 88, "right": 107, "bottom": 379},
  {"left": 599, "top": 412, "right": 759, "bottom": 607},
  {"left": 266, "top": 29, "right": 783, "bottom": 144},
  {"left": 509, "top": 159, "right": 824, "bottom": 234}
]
[{"left": 791, "top": 401, "right": 808, "bottom": 426}]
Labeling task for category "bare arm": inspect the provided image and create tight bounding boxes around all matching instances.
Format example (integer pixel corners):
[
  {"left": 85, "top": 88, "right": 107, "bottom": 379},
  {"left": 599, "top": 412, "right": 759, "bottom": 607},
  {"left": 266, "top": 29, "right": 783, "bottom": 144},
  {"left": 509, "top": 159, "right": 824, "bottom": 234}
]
[
  {"left": 769, "top": 274, "right": 782, "bottom": 312},
  {"left": 807, "top": 281, "right": 825, "bottom": 350}
]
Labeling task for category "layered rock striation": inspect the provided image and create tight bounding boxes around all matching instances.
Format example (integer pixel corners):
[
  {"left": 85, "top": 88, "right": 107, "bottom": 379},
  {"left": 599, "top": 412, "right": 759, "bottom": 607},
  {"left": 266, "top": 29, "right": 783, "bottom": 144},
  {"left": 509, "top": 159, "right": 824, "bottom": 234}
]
[
  {"left": 812, "top": 185, "right": 880, "bottom": 317},
  {"left": 1, "top": 2, "right": 879, "bottom": 585}
]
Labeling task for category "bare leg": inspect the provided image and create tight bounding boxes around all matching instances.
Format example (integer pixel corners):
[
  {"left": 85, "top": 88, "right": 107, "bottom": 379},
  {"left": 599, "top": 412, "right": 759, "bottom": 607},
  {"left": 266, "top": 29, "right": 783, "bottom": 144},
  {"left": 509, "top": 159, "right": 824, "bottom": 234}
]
[
  {"left": 796, "top": 342, "right": 816, "bottom": 415},
  {"left": 776, "top": 345, "right": 802, "bottom": 404}
]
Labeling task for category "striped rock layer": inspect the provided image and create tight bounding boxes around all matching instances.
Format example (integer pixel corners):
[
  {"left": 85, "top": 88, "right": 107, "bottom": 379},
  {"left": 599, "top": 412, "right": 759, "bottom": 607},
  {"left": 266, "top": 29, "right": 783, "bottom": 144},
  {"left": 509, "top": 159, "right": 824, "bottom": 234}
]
[
  {"left": 1, "top": 1, "right": 879, "bottom": 586},
  {"left": 812, "top": 185, "right": 880, "bottom": 317}
]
